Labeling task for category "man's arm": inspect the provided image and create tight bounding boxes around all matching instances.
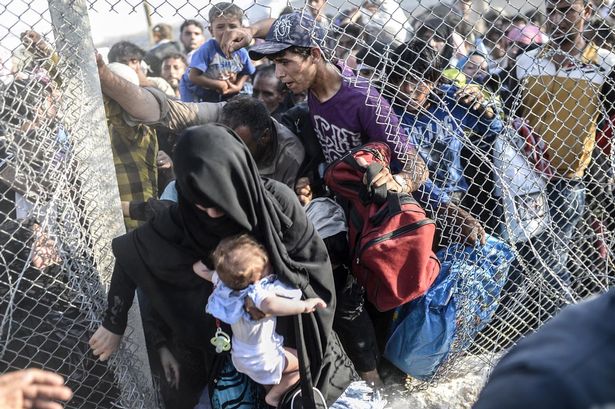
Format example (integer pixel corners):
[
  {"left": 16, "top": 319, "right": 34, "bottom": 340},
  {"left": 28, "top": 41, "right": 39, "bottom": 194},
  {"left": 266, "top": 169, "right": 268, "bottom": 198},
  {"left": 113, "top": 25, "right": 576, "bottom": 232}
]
[
  {"left": 97, "top": 53, "right": 161, "bottom": 122},
  {"left": 99, "top": 54, "right": 224, "bottom": 131},
  {"left": 219, "top": 18, "right": 276, "bottom": 57}
]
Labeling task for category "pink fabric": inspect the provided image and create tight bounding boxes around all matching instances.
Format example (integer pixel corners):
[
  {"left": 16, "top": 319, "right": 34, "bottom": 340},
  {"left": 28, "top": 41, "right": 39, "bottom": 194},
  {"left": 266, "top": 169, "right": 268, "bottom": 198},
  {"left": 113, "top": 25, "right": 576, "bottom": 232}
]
[
  {"left": 596, "top": 114, "right": 615, "bottom": 156},
  {"left": 507, "top": 25, "right": 545, "bottom": 46}
]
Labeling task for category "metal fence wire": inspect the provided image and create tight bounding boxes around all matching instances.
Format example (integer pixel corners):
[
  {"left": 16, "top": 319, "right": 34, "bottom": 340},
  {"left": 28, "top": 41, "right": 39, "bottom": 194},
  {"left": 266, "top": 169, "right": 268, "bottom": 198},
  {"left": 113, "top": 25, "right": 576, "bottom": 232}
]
[{"left": 1, "top": 0, "right": 614, "bottom": 407}]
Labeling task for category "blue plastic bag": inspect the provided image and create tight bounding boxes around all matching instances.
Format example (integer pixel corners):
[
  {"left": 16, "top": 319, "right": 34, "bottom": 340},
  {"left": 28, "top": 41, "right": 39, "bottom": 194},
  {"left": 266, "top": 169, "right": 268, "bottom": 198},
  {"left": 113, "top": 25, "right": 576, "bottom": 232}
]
[{"left": 383, "top": 236, "right": 514, "bottom": 379}]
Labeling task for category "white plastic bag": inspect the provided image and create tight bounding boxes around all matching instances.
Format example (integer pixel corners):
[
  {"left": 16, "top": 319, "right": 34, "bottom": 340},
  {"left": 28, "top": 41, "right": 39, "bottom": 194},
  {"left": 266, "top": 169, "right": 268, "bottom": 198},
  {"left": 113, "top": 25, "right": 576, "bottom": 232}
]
[{"left": 493, "top": 128, "right": 551, "bottom": 242}]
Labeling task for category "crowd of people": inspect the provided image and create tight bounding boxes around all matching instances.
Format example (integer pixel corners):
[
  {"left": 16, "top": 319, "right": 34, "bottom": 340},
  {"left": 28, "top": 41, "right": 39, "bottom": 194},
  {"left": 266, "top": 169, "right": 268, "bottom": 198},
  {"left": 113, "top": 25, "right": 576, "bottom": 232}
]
[{"left": 1, "top": 0, "right": 615, "bottom": 408}]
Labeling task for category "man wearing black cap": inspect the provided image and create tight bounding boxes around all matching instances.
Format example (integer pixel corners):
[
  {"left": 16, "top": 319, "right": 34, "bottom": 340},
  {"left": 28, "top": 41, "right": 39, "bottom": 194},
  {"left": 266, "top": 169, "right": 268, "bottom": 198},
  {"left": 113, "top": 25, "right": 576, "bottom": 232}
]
[
  {"left": 221, "top": 11, "right": 486, "bottom": 239},
  {"left": 234, "top": 12, "right": 426, "bottom": 197}
]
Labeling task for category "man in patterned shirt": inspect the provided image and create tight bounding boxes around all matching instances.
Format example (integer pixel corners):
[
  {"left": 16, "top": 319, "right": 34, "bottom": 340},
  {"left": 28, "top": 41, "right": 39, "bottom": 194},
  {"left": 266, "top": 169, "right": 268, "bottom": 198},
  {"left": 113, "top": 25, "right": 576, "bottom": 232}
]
[{"left": 105, "top": 62, "right": 158, "bottom": 231}]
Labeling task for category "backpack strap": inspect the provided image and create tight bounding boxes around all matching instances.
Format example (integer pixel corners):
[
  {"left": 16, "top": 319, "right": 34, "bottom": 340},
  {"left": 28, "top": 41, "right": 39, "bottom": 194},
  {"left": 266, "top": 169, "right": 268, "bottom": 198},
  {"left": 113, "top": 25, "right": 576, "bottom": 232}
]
[
  {"left": 365, "top": 163, "right": 388, "bottom": 205},
  {"left": 369, "top": 193, "right": 405, "bottom": 226}
]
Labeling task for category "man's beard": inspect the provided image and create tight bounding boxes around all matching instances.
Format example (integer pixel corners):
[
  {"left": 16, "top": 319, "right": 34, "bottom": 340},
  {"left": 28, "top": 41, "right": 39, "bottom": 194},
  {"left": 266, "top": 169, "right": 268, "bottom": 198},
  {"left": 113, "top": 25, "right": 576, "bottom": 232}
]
[{"left": 168, "top": 78, "right": 179, "bottom": 89}]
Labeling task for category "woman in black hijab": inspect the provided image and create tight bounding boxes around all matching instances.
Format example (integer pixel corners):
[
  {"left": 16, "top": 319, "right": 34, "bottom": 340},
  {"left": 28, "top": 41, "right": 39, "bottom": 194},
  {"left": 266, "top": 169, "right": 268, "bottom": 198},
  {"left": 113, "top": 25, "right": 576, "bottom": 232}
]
[{"left": 89, "top": 123, "right": 356, "bottom": 406}]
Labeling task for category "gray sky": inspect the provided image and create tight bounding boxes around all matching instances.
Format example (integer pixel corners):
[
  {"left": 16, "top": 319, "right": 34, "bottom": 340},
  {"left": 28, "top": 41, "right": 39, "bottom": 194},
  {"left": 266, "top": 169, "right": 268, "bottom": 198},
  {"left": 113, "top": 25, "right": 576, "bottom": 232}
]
[{"left": 1, "top": 0, "right": 538, "bottom": 56}]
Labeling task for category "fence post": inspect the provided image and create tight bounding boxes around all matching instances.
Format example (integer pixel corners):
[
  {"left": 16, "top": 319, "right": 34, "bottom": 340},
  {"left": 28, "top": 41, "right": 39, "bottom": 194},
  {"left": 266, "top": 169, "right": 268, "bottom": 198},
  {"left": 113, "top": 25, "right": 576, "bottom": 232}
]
[{"left": 46, "top": 0, "right": 155, "bottom": 402}]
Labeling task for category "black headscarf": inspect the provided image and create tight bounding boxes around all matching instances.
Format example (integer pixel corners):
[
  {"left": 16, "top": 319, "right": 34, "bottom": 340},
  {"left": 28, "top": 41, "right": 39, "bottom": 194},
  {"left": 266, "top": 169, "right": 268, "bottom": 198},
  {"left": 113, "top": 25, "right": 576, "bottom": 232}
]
[{"left": 112, "top": 124, "right": 351, "bottom": 403}]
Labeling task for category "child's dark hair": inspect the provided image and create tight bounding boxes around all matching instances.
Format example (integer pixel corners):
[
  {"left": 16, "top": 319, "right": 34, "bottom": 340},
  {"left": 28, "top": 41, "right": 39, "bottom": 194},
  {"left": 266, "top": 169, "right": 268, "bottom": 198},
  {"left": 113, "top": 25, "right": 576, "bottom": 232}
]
[
  {"left": 181, "top": 19, "right": 204, "bottom": 33},
  {"left": 211, "top": 234, "right": 268, "bottom": 290},
  {"left": 209, "top": 2, "right": 244, "bottom": 25},
  {"left": 162, "top": 52, "right": 188, "bottom": 66},
  {"left": 269, "top": 46, "right": 313, "bottom": 60},
  {"left": 108, "top": 41, "right": 145, "bottom": 63},
  {"left": 387, "top": 39, "right": 444, "bottom": 85}
]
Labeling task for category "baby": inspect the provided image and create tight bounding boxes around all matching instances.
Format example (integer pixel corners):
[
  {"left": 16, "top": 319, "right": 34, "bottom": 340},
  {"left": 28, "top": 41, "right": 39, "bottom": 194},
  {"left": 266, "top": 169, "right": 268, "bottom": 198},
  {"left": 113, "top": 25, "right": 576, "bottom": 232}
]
[{"left": 193, "top": 234, "right": 326, "bottom": 407}]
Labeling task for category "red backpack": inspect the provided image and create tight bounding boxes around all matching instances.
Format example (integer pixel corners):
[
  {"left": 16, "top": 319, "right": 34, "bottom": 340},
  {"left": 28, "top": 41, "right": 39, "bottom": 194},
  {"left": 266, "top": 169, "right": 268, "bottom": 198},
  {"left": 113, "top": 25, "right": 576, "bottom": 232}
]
[{"left": 324, "top": 143, "right": 440, "bottom": 312}]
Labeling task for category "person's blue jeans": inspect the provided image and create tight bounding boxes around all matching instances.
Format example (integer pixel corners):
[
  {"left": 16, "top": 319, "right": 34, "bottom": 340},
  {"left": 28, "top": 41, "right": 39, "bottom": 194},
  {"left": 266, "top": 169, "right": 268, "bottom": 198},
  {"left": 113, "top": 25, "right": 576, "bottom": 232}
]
[{"left": 546, "top": 178, "right": 586, "bottom": 287}]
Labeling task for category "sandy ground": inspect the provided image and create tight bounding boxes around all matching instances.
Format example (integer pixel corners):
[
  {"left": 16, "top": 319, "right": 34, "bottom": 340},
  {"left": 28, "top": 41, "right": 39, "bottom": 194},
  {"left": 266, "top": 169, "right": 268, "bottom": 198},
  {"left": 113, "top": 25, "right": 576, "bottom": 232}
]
[{"left": 389, "top": 355, "right": 497, "bottom": 409}]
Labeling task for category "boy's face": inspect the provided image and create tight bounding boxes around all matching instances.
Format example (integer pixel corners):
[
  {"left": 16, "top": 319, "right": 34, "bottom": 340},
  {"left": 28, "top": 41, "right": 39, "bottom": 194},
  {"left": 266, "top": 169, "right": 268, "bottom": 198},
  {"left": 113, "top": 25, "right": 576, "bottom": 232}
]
[
  {"left": 463, "top": 55, "right": 489, "bottom": 81},
  {"left": 209, "top": 15, "right": 242, "bottom": 45},
  {"left": 400, "top": 76, "right": 434, "bottom": 112},
  {"left": 271, "top": 50, "right": 318, "bottom": 95}
]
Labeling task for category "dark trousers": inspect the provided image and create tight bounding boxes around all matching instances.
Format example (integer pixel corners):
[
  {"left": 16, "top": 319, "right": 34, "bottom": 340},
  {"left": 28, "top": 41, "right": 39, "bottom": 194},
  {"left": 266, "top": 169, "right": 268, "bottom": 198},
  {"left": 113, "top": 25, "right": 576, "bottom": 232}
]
[{"left": 332, "top": 265, "right": 379, "bottom": 373}]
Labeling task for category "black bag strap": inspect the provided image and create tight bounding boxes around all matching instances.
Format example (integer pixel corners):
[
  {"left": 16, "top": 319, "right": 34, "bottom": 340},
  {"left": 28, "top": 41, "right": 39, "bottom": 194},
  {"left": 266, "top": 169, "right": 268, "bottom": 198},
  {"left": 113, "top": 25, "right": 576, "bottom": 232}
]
[
  {"left": 365, "top": 163, "right": 388, "bottom": 205},
  {"left": 368, "top": 193, "right": 421, "bottom": 226},
  {"left": 293, "top": 314, "right": 318, "bottom": 409}
]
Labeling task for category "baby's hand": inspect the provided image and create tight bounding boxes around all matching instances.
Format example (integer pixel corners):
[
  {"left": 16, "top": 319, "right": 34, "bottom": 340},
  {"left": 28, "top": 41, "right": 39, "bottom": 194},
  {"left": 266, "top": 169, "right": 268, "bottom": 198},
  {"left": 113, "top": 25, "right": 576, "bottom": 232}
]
[
  {"left": 303, "top": 298, "right": 327, "bottom": 313},
  {"left": 193, "top": 260, "right": 213, "bottom": 281}
]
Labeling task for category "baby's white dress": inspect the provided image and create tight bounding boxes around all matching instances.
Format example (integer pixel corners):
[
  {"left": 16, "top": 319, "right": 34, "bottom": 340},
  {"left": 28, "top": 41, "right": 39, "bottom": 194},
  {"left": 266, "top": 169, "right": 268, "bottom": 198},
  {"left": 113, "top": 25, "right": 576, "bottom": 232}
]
[{"left": 206, "top": 272, "right": 302, "bottom": 385}]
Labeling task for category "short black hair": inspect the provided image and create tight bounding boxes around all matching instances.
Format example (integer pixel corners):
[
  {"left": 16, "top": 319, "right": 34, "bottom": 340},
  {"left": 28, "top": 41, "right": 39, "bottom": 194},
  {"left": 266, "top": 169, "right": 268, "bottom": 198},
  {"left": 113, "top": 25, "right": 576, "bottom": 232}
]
[
  {"left": 525, "top": 8, "right": 546, "bottom": 26},
  {"left": 269, "top": 46, "right": 313, "bottom": 61},
  {"left": 388, "top": 39, "right": 444, "bottom": 85},
  {"left": 339, "top": 23, "right": 362, "bottom": 39},
  {"left": 587, "top": 17, "right": 615, "bottom": 48},
  {"left": 415, "top": 19, "right": 454, "bottom": 61},
  {"left": 255, "top": 64, "right": 285, "bottom": 93},
  {"left": 153, "top": 23, "right": 173, "bottom": 40},
  {"left": 356, "top": 41, "right": 386, "bottom": 70},
  {"left": 162, "top": 52, "right": 188, "bottom": 66},
  {"left": 512, "top": 14, "right": 528, "bottom": 25},
  {"left": 108, "top": 41, "right": 145, "bottom": 63},
  {"left": 180, "top": 19, "right": 204, "bottom": 34},
  {"left": 220, "top": 96, "right": 272, "bottom": 140},
  {"left": 416, "top": 19, "right": 451, "bottom": 43}
]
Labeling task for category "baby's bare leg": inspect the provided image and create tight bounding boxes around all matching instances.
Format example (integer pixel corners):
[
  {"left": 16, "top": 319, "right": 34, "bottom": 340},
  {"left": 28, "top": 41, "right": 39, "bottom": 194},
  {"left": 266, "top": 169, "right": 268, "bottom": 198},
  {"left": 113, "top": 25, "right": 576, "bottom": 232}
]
[{"left": 265, "top": 347, "right": 299, "bottom": 407}]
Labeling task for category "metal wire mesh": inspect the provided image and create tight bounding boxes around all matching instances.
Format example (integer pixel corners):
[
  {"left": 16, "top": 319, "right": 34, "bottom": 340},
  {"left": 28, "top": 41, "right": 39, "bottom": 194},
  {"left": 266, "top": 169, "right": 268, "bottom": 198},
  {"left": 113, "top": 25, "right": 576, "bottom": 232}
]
[{"left": 1, "top": 0, "right": 614, "bottom": 407}]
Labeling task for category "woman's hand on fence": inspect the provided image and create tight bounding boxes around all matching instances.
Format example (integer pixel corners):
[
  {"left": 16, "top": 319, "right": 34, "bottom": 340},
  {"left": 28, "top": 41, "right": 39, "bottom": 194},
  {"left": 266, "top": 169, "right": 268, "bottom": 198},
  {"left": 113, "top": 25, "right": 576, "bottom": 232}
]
[
  {"left": 89, "top": 326, "right": 122, "bottom": 361},
  {"left": 31, "top": 223, "right": 61, "bottom": 270},
  {"left": 158, "top": 346, "right": 180, "bottom": 389},
  {"left": 21, "top": 30, "right": 53, "bottom": 58},
  {"left": 0, "top": 368, "right": 73, "bottom": 409}
]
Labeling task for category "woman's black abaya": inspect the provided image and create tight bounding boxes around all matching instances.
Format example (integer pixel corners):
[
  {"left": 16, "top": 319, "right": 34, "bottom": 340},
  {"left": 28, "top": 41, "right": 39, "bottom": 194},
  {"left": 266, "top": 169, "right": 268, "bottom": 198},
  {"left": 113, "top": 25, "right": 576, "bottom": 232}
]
[{"left": 103, "top": 124, "right": 357, "bottom": 405}]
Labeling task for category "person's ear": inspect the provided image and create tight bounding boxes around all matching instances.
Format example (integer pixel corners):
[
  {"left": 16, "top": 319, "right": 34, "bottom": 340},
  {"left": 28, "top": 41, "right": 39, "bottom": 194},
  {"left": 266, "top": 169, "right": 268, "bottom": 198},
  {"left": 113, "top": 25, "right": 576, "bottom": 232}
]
[
  {"left": 583, "top": 2, "right": 593, "bottom": 19},
  {"left": 208, "top": 26, "right": 214, "bottom": 36},
  {"left": 258, "top": 128, "right": 272, "bottom": 146},
  {"left": 310, "top": 47, "right": 322, "bottom": 62}
]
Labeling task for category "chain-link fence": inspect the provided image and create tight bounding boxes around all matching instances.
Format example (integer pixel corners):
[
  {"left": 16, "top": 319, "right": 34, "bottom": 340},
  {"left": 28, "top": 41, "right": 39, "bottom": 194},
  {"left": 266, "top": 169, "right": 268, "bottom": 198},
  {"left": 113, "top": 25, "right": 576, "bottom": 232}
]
[{"left": 1, "top": 0, "right": 614, "bottom": 407}]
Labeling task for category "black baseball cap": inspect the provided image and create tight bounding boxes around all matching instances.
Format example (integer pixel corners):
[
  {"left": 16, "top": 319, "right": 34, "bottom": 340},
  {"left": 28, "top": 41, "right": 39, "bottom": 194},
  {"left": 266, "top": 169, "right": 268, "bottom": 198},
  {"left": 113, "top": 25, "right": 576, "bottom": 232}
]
[{"left": 249, "top": 12, "right": 326, "bottom": 60}]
